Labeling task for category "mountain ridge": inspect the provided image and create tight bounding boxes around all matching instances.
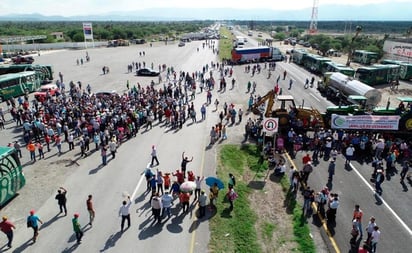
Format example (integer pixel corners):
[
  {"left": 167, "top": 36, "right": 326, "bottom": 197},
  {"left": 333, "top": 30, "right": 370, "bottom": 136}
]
[{"left": 0, "top": 3, "right": 411, "bottom": 21}]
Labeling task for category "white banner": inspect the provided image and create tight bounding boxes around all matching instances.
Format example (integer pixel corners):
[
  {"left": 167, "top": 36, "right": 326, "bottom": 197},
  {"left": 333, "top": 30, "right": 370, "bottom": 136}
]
[
  {"left": 331, "top": 114, "right": 400, "bottom": 130},
  {"left": 262, "top": 117, "right": 279, "bottom": 134},
  {"left": 83, "top": 23, "right": 93, "bottom": 40}
]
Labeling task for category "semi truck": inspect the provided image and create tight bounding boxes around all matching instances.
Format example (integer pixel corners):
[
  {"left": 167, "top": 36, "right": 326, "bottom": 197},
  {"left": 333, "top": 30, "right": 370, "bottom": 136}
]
[{"left": 231, "top": 46, "right": 284, "bottom": 64}]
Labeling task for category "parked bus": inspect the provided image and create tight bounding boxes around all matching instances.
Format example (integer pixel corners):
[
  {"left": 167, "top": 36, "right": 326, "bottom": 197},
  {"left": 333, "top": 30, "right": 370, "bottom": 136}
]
[
  {"left": 302, "top": 53, "right": 331, "bottom": 74},
  {"left": 321, "top": 61, "right": 355, "bottom": 77},
  {"left": 355, "top": 64, "right": 400, "bottom": 86},
  {"left": 0, "top": 71, "right": 41, "bottom": 102},
  {"left": 0, "top": 64, "right": 53, "bottom": 84},
  {"left": 0, "top": 146, "right": 26, "bottom": 206},
  {"left": 292, "top": 49, "right": 308, "bottom": 65},
  {"left": 352, "top": 50, "right": 379, "bottom": 65},
  {"left": 381, "top": 59, "right": 412, "bottom": 80}
]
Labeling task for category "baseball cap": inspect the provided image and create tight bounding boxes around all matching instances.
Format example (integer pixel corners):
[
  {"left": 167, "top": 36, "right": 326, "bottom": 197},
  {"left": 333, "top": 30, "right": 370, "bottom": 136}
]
[{"left": 30, "top": 209, "right": 35, "bottom": 215}]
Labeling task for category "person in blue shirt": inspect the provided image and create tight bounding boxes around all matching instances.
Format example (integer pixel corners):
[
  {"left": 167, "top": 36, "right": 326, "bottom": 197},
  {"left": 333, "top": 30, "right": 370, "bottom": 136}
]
[{"left": 27, "top": 210, "right": 43, "bottom": 243}]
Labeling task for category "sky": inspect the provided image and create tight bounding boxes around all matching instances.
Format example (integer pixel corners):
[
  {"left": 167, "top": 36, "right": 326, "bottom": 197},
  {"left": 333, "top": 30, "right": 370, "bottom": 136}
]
[{"left": 0, "top": 0, "right": 411, "bottom": 16}]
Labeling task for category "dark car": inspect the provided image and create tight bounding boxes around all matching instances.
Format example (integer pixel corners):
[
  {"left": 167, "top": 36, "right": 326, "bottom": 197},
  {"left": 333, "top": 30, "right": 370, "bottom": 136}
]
[{"left": 136, "top": 68, "right": 160, "bottom": 76}]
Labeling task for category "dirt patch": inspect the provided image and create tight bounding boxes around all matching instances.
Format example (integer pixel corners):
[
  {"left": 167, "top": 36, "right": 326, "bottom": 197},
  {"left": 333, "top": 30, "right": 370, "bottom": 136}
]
[{"left": 244, "top": 162, "right": 298, "bottom": 252}]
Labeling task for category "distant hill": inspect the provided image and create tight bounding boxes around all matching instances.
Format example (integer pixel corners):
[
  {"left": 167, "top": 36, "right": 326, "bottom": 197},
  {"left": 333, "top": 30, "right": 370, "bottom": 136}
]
[{"left": 0, "top": 3, "right": 411, "bottom": 21}]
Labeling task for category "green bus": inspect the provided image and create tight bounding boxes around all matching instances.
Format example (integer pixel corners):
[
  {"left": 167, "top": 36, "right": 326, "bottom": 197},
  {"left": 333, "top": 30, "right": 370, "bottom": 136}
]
[
  {"left": 0, "top": 64, "right": 53, "bottom": 84},
  {"left": 0, "top": 71, "right": 41, "bottom": 102},
  {"left": 352, "top": 50, "right": 379, "bottom": 65},
  {"left": 292, "top": 48, "right": 308, "bottom": 65},
  {"left": 355, "top": 64, "right": 400, "bottom": 86},
  {"left": 381, "top": 59, "right": 412, "bottom": 80},
  {"left": 0, "top": 146, "right": 26, "bottom": 206},
  {"left": 302, "top": 53, "right": 331, "bottom": 74},
  {"left": 321, "top": 61, "right": 355, "bottom": 77}
]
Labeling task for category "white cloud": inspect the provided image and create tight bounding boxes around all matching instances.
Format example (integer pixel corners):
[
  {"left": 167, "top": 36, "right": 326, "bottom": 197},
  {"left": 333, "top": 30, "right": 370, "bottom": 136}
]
[{"left": 0, "top": 0, "right": 411, "bottom": 16}]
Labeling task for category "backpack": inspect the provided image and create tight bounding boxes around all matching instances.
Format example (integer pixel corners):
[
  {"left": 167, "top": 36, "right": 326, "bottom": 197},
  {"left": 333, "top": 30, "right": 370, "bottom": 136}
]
[{"left": 27, "top": 217, "right": 33, "bottom": 228}]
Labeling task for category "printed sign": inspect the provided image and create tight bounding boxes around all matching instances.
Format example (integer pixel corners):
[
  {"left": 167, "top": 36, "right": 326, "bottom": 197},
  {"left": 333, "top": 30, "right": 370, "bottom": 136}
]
[
  {"left": 331, "top": 114, "right": 400, "bottom": 130},
  {"left": 263, "top": 118, "right": 279, "bottom": 134},
  {"left": 83, "top": 23, "right": 93, "bottom": 40}
]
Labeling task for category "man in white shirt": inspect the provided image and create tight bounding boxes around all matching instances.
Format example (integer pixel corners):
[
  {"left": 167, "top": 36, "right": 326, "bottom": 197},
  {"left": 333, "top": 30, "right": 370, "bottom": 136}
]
[
  {"left": 370, "top": 226, "right": 381, "bottom": 253},
  {"left": 109, "top": 138, "right": 117, "bottom": 159},
  {"left": 151, "top": 193, "right": 163, "bottom": 224},
  {"left": 119, "top": 196, "right": 131, "bottom": 232},
  {"left": 345, "top": 144, "right": 355, "bottom": 165}
]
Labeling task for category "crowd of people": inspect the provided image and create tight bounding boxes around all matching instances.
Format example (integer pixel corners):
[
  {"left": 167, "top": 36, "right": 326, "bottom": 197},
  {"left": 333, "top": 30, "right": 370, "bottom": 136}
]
[{"left": 0, "top": 40, "right": 248, "bottom": 248}]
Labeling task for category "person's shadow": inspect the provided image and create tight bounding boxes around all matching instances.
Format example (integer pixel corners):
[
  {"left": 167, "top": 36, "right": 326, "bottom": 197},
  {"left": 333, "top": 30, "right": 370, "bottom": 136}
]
[
  {"left": 99, "top": 231, "right": 123, "bottom": 252},
  {"left": 12, "top": 239, "right": 35, "bottom": 252},
  {"left": 40, "top": 213, "right": 63, "bottom": 230}
]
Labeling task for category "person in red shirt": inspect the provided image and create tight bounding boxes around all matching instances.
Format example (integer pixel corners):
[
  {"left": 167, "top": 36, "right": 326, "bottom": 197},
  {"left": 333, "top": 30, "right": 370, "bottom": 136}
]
[
  {"left": 0, "top": 216, "right": 16, "bottom": 248},
  {"left": 302, "top": 153, "right": 312, "bottom": 165},
  {"left": 173, "top": 170, "right": 184, "bottom": 185}
]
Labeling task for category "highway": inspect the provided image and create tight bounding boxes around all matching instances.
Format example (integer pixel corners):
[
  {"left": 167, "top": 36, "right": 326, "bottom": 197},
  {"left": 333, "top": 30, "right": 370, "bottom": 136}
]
[{"left": 1, "top": 32, "right": 411, "bottom": 253}]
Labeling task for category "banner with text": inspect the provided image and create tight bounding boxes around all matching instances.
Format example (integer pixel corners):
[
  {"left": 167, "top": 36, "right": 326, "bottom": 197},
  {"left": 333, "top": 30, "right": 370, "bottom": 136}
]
[
  {"left": 331, "top": 114, "right": 400, "bottom": 130},
  {"left": 83, "top": 23, "right": 93, "bottom": 40}
]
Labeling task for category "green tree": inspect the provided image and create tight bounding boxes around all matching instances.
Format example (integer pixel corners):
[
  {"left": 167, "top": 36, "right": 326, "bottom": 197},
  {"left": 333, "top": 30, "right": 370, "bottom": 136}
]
[
  {"left": 274, "top": 32, "right": 286, "bottom": 41},
  {"left": 73, "top": 32, "right": 84, "bottom": 42}
]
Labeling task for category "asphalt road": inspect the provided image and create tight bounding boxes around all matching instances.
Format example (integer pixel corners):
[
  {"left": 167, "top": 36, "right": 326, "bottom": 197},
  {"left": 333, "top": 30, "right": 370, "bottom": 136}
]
[
  {"left": 1, "top": 33, "right": 411, "bottom": 253},
  {"left": 1, "top": 40, "right": 224, "bottom": 252}
]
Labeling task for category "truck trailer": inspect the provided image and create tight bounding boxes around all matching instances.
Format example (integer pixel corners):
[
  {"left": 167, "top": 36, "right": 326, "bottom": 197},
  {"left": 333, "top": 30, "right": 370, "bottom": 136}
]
[
  {"left": 318, "top": 72, "right": 381, "bottom": 108},
  {"left": 231, "top": 46, "right": 284, "bottom": 64}
]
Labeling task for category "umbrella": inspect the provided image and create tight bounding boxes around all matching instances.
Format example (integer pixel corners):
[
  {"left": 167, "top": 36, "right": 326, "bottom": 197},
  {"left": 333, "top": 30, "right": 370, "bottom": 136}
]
[
  {"left": 180, "top": 181, "right": 196, "bottom": 192},
  {"left": 205, "top": 177, "right": 225, "bottom": 190}
]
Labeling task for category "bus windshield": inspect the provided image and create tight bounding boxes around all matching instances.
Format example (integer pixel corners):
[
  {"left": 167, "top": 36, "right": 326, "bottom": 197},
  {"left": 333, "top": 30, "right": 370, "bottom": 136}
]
[{"left": 0, "top": 146, "right": 26, "bottom": 206}]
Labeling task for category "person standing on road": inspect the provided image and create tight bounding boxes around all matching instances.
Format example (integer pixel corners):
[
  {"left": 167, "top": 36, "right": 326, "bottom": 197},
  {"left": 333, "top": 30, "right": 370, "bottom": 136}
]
[
  {"left": 86, "top": 195, "right": 95, "bottom": 226},
  {"left": 119, "top": 196, "right": 131, "bottom": 232},
  {"left": 181, "top": 152, "right": 193, "bottom": 178},
  {"left": 27, "top": 141, "right": 36, "bottom": 162},
  {"left": 109, "top": 137, "right": 117, "bottom": 159},
  {"left": 345, "top": 144, "right": 355, "bottom": 165},
  {"left": 27, "top": 209, "right": 43, "bottom": 243},
  {"left": 55, "top": 187, "right": 68, "bottom": 216},
  {"left": 198, "top": 190, "right": 208, "bottom": 218},
  {"left": 400, "top": 161, "right": 410, "bottom": 183},
  {"left": 201, "top": 104, "right": 207, "bottom": 121},
  {"left": 366, "top": 216, "right": 377, "bottom": 243},
  {"left": 161, "top": 191, "right": 173, "bottom": 218},
  {"left": 150, "top": 145, "right": 160, "bottom": 167},
  {"left": 353, "top": 204, "right": 364, "bottom": 238},
  {"left": 72, "top": 213, "right": 83, "bottom": 244},
  {"left": 0, "top": 216, "right": 16, "bottom": 249},
  {"left": 151, "top": 193, "right": 163, "bottom": 223},
  {"left": 179, "top": 191, "right": 191, "bottom": 214},
  {"left": 370, "top": 226, "right": 381, "bottom": 253},
  {"left": 375, "top": 169, "right": 384, "bottom": 195},
  {"left": 194, "top": 176, "right": 204, "bottom": 200}
]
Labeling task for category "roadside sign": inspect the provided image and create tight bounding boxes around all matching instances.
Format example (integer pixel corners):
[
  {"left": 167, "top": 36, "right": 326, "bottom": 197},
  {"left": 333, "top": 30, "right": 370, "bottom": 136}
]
[{"left": 262, "top": 117, "right": 279, "bottom": 134}]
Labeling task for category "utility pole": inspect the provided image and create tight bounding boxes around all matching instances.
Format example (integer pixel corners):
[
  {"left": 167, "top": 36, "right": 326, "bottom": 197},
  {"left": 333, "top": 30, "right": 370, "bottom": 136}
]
[{"left": 346, "top": 25, "right": 362, "bottom": 66}]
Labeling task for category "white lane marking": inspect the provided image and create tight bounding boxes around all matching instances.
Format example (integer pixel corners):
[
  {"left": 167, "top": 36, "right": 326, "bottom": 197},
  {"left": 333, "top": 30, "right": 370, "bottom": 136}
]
[
  {"left": 131, "top": 162, "right": 151, "bottom": 200},
  {"left": 310, "top": 93, "right": 320, "bottom": 102},
  {"left": 349, "top": 163, "right": 412, "bottom": 236}
]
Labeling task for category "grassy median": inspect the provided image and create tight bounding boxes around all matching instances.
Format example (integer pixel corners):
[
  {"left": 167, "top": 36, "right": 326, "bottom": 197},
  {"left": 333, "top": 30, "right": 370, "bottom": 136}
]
[
  {"left": 209, "top": 144, "right": 315, "bottom": 253},
  {"left": 218, "top": 27, "right": 235, "bottom": 61}
]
